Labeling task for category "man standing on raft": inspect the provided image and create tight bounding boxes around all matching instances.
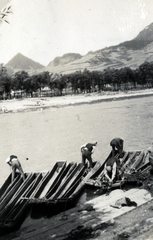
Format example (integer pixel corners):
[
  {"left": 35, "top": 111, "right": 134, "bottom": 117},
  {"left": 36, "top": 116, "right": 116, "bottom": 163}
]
[
  {"left": 81, "top": 141, "right": 97, "bottom": 169},
  {"left": 6, "top": 155, "right": 25, "bottom": 182}
]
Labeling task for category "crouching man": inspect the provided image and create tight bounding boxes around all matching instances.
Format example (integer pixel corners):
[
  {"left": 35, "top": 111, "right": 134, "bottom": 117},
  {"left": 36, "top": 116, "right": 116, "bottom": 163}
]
[
  {"left": 6, "top": 155, "right": 25, "bottom": 182},
  {"left": 80, "top": 141, "right": 97, "bottom": 169},
  {"left": 104, "top": 156, "right": 117, "bottom": 185}
]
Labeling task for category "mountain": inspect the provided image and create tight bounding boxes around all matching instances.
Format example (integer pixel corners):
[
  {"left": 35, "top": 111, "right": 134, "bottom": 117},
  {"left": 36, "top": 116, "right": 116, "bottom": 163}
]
[
  {"left": 45, "top": 22, "right": 153, "bottom": 74},
  {"left": 5, "top": 22, "right": 153, "bottom": 75},
  {"left": 47, "top": 53, "right": 82, "bottom": 67},
  {"left": 118, "top": 22, "right": 153, "bottom": 50},
  {"left": 6, "top": 53, "right": 44, "bottom": 75}
]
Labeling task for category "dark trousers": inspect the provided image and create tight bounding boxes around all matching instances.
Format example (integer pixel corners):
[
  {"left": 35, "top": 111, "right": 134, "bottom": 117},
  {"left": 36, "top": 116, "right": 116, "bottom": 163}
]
[
  {"left": 11, "top": 160, "right": 25, "bottom": 182},
  {"left": 81, "top": 149, "right": 93, "bottom": 168}
]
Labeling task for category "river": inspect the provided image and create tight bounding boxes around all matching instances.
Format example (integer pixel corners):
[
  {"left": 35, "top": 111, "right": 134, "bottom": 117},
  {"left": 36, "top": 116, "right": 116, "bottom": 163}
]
[{"left": 0, "top": 95, "right": 153, "bottom": 186}]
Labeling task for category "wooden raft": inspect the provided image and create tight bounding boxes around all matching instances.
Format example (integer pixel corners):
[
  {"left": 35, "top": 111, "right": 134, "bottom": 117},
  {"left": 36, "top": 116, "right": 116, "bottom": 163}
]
[{"left": 3, "top": 188, "right": 152, "bottom": 240}]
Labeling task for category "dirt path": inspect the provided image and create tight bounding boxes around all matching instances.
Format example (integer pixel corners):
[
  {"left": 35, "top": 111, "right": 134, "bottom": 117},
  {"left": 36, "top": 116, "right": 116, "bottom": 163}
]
[{"left": 0, "top": 89, "right": 153, "bottom": 113}]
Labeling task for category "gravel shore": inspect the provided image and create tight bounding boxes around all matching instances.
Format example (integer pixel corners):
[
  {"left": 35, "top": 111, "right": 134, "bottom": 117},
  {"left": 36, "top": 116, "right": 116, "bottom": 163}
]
[{"left": 0, "top": 89, "right": 153, "bottom": 113}]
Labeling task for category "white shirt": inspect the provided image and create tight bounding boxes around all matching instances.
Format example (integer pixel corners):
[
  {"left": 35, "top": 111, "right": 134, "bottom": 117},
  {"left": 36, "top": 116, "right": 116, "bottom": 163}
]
[{"left": 5, "top": 157, "right": 11, "bottom": 163}]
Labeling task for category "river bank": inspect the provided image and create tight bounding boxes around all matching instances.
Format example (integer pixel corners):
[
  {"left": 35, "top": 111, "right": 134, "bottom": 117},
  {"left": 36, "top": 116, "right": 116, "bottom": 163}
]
[{"left": 0, "top": 88, "right": 153, "bottom": 113}]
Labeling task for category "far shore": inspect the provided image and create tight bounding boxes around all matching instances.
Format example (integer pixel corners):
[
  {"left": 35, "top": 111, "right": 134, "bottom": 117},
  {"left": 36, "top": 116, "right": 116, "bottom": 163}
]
[{"left": 0, "top": 88, "right": 153, "bottom": 113}]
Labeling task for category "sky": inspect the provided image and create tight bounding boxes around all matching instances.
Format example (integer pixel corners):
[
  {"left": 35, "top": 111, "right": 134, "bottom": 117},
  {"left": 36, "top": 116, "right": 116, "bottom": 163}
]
[{"left": 0, "top": 0, "right": 153, "bottom": 66}]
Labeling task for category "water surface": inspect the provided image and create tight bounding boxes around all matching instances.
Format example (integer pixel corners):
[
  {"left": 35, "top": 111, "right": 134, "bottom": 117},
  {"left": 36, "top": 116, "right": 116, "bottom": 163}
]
[{"left": 0, "top": 95, "right": 152, "bottom": 186}]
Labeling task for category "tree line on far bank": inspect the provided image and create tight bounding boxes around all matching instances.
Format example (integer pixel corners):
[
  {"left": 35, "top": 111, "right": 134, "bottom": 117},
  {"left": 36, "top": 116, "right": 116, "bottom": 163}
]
[{"left": 0, "top": 61, "right": 153, "bottom": 100}]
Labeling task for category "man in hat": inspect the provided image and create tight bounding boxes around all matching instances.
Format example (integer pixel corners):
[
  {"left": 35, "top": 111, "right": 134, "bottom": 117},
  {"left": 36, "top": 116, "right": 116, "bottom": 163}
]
[
  {"left": 80, "top": 141, "right": 97, "bottom": 168},
  {"left": 6, "top": 155, "right": 25, "bottom": 182},
  {"left": 110, "top": 138, "right": 124, "bottom": 158}
]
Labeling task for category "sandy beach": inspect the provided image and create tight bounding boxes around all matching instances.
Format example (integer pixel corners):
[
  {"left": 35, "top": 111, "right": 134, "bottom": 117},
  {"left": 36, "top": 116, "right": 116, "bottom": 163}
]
[{"left": 0, "top": 88, "right": 153, "bottom": 113}]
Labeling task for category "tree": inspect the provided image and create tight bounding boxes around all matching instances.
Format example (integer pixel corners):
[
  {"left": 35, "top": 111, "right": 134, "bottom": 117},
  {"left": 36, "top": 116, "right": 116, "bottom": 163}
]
[
  {"left": 48, "top": 73, "right": 66, "bottom": 96},
  {"left": 89, "top": 71, "right": 102, "bottom": 92},
  {"left": 41, "top": 71, "right": 50, "bottom": 87},
  {"left": 0, "top": 74, "right": 11, "bottom": 99},
  {"left": 103, "top": 68, "right": 114, "bottom": 89},
  {"left": 81, "top": 68, "right": 91, "bottom": 93},
  {"left": 0, "top": 6, "right": 12, "bottom": 25},
  {"left": 69, "top": 72, "right": 80, "bottom": 94},
  {"left": 30, "top": 74, "right": 41, "bottom": 93},
  {"left": 148, "top": 62, "right": 153, "bottom": 87},
  {"left": 23, "top": 78, "right": 33, "bottom": 97},
  {"left": 11, "top": 71, "right": 29, "bottom": 98},
  {"left": 139, "top": 62, "right": 149, "bottom": 87}
]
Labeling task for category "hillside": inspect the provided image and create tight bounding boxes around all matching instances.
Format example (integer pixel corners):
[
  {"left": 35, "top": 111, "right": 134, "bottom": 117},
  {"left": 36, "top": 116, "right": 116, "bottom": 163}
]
[
  {"left": 5, "top": 22, "right": 153, "bottom": 75},
  {"left": 6, "top": 53, "right": 44, "bottom": 75},
  {"left": 44, "top": 22, "right": 153, "bottom": 74},
  {"left": 118, "top": 22, "right": 153, "bottom": 50},
  {"left": 47, "top": 53, "right": 82, "bottom": 67}
]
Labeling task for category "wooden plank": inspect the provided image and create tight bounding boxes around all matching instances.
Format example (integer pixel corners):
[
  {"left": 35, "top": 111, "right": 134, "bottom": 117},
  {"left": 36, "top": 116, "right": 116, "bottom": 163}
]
[
  {"left": 67, "top": 161, "right": 102, "bottom": 200},
  {"left": 0, "top": 175, "right": 20, "bottom": 203},
  {"left": 0, "top": 174, "right": 11, "bottom": 197},
  {"left": 38, "top": 161, "right": 68, "bottom": 197},
  {"left": 58, "top": 165, "right": 86, "bottom": 200},
  {"left": 51, "top": 163, "right": 84, "bottom": 200},
  {"left": 0, "top": 174, "right": 36, "bottom": 219},
  {"left": 125, "top": 150, "right": 145, "bottom": 174},
  {"left": 11, "top": 188, "right": 152, "bottom": 240},
  {"left": 7, "top": 173, "right": 43, "bottom": 218},
  {"left": 3, "top": 174, "right": 43, "bottom": 228},
  {"left": 45, "top": 162, "right": 72, "bottom": 199},
  {"left": 0, "top": 177, "right": 23, "bottom": 212},
  {"left": 31, "top": 161, "right": 67, "bottom": 199}
]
